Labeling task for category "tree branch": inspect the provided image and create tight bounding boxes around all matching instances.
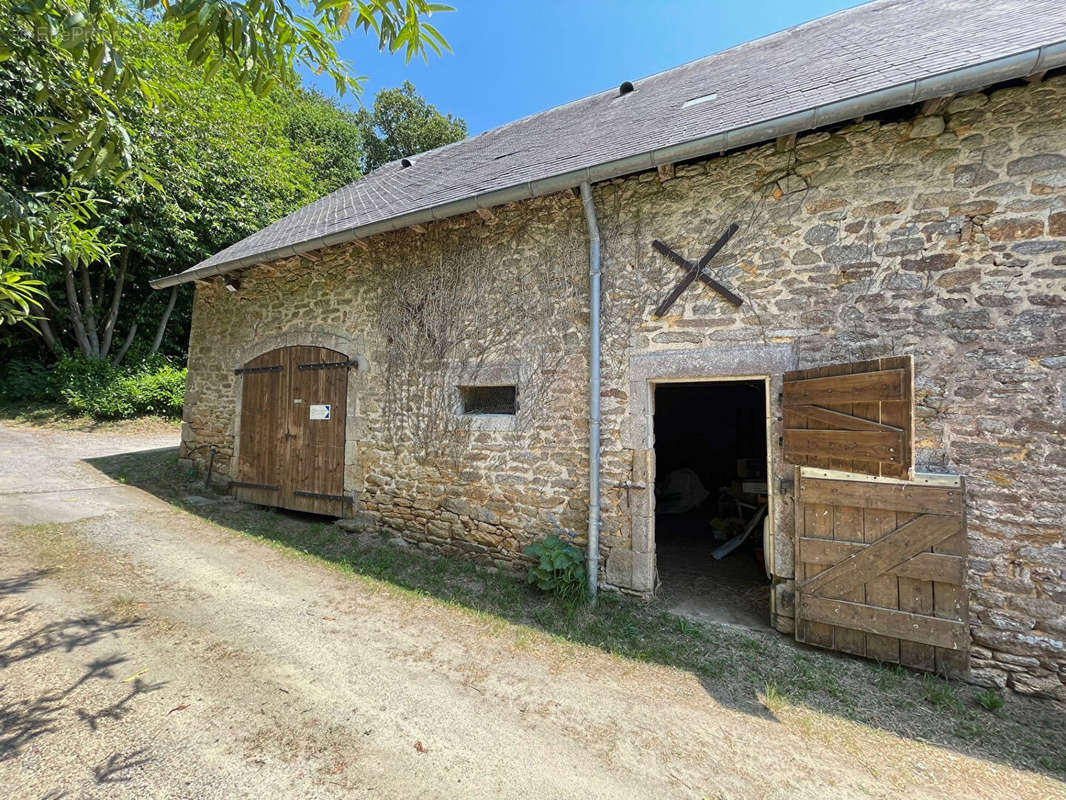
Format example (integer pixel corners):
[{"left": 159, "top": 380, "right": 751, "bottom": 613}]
[
  {"left": 79, "top": 262, "right": 100, "bottom": 355},
  {"left": 94, "top": 263, "right": 106, "bottom": 322},
  {"left": 148, "top": 286, "right": 178, "bottom": 356},
  {"left": 111, "top": 322, "right": 137, "bottom": 367},
  {"left": 38, "top": 317, "right": 65, "bottom": 354}
]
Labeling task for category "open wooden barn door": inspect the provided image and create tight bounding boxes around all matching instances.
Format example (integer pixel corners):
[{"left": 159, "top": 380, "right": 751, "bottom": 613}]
[
  {"left": 783, "top": 356, "right": 913, "bottom": 480},
  {"left": 785, "top": 356, "right": 968, "bottom": 674}
]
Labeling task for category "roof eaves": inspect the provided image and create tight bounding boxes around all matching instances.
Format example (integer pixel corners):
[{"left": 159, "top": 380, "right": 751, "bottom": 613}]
[{"left": 150, "top": 37, "right": 1066, "bottom": 290}]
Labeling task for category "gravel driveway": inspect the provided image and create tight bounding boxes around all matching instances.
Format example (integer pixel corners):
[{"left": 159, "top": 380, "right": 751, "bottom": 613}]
[{"left": 1, "top": 422, "right": 1063, "bottom": 799}]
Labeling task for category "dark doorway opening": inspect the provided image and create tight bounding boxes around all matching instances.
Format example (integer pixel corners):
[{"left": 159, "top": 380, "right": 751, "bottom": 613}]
[{"left": 653, "top": 380, "right": 771, "bottom": 628}]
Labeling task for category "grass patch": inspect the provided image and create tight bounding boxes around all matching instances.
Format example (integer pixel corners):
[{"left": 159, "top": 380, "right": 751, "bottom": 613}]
[
  {"left": 762, "top": 681, "right": 789, "bottom": 713},
  {"left": 976, "top": 687, "right": 1005, "bottom": 714},
  {"left": 923, "top": 673, "right": 962, "bottom": 711},
  {"left": 0, "top": 402, "right": 180, "bottom": 434},
  {"left": 81, "top": 446, "right": 1066, "bottom": 780}
]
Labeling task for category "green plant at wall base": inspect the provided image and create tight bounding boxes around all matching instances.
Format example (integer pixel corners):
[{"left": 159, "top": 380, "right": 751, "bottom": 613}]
[
  {"left": 976, "top": 687, "right": 1005, "bottom": 713},
  {"left": 922, "top": 673, "right": 961, "bottom": 711},
  {"left": 523, "top": 534, "right": 586, "bottom": 607}
]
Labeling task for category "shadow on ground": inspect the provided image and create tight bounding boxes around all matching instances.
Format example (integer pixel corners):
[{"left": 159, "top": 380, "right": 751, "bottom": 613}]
[
  {"left": 0, "top": 569, "right": 161, "bottom": 770},
  {"left": 84, "top": 446, "right": 1066, "bottom": 781}
]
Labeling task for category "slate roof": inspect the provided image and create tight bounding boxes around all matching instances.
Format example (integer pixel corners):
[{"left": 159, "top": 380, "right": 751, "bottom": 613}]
[{"left": 157, "top": 0, "right": 1066, "bottom": 286}]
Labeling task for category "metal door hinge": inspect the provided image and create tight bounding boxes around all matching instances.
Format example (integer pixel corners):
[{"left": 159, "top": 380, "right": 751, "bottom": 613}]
[
  {"left": 298, "top": 359, "right": 360, "bottom": 371},
  {"left": 294, "top": 490, "right": 354, "bottom": 503}
]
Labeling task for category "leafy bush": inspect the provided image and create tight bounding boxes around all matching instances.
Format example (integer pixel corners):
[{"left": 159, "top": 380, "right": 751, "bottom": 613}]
[
  {"left": 523, "top": 533, "right": 587, "bottom": 607},
  {"left": 0, "top": 359, "right": 60, "bottom": 402},
  {"left": 60, "top": 356, "right": 186, "bottom": 419},
  {"left": 1, "top": 354, "right": 185, "bottom": 419}
]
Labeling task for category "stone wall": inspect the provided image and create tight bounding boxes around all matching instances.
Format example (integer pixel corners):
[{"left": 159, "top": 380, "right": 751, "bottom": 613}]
[
  {"left": 182, "top": 75, "right": 1066, "bottom": 699},
  {"left": 183, "top": 192, "right": 594, "bottom": 570}
]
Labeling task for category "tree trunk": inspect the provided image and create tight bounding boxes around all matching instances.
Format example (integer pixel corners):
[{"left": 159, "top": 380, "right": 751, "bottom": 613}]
[
  {"left": 79, "top": 262, "right": 100, "bottom": 355},
  {"left": 148, "top": 286, "right": 178, "bottom": 357},
  {"left": 112, "top": 322, "right": 138, "bottom": 367},
  {"left": 64, "top": 259, "right": 93, "bottom": 355},
  {"left": 101, "top": 249, "right": 128, "bottom": 356},
  {"left": 38, "top": 317, "right": 64, "bottom": 353}
]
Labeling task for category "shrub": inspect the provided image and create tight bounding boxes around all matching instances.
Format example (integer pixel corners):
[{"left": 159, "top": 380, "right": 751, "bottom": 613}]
[
  {"left": 59, "top": 355, "right": 186, "bottom": 419},
  {"left": 523, "top": 533, "right": 587, "bottom": 607},
  {"left": 0, "top": 359, "right": 60, "bottom": 402},
  {"left": 119, "top": 362, "right": 186, "bottom": 417},
  {"left": 0, "top": 353, "right": 186, "bottom": 419}
]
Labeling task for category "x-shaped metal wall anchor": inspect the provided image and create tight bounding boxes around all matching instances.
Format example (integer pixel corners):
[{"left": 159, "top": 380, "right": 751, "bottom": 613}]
[{"left": 651, "top": 223, "right": 742, "bottom": 317}]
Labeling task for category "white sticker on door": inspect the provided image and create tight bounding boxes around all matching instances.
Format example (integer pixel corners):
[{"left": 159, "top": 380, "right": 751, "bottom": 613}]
[{"left": 309, "top": 404, "right": 331, "bottom": 420}]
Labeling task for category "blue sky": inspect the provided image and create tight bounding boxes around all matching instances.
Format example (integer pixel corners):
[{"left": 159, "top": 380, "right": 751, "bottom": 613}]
[{"left": 306, "top": 0, "right": 863, "bottom": 135}]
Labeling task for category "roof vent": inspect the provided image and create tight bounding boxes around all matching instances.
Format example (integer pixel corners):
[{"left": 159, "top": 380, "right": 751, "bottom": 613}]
[
  {"left": 682, "top": 92, "right": 718, "bottom": 109},
  {"left": 618, "top": 81, "right": 635, "bottom": 96},
  {"left": 400, "top": 157, "right": 413, "bottom": 168}
]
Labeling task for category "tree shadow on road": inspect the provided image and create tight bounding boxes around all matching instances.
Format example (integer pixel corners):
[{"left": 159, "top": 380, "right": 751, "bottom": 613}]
[
  {"left": 0, "top": 615, "right": 141, "bottom": 670},
  {"left": 92, "top": 748, "right": 153, "bottom": 783},
  {"left": 0, "top": 647, "right": 161, "bottom": 763},
  {"left": 85, "top": 445, "right": 1066, "bottom": 782},
  {"left": 0, "top": 568, "right": 161, "bottom": 765}
]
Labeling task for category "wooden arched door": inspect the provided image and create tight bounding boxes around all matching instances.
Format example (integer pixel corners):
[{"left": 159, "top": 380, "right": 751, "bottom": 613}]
[{"left": 233, "top": 345, "right": 351, "bottom": 516}]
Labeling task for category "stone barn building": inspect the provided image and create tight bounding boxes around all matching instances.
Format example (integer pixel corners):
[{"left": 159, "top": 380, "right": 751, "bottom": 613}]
[{"left": 154, "top": 0, "right": 1066, "bottom": 700}]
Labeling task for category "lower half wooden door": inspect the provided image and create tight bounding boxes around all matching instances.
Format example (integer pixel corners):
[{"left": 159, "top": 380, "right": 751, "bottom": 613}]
[{"left": 794, "top": 467, "right": 968, "bottom": 675}]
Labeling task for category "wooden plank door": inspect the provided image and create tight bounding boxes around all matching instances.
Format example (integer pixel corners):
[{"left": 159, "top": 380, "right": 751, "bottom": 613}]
[
  {"left": 282, "top": 346, "right": 349, "bottom": 517},
  {"left": 783, "top": 356, "right": 913, "bottom": 479},
  {"left": 233, "top": 349, "right": 287, "bottom": 508},
  {"left": 794, "top": 468, "right": 968, "bottom": 675},
  {"left": 233, "top": 346, "right": 350, "bottom": 517}
]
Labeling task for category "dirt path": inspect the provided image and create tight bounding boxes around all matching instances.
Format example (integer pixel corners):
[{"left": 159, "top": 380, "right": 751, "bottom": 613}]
[{"left": 1, "top": 423, "right": 1064, "bottom": 799}]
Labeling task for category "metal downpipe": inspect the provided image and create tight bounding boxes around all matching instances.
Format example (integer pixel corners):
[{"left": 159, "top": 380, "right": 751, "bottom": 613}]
[{"left": 579, "top": 181, "right": 601, "bottom": 604}]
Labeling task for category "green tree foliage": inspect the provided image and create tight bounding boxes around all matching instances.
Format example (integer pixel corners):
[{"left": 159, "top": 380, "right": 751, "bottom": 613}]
[
  {"left": 0, "top": 0, "right": 451, "bottom": 338},
  {"left": 356, "top": 80, "right": 466, "bottom": 171},
  {"left": 0, "top": 270, "right": 46, "bottom": 327},
  {"left": 286, "top": 89, "right": 367, "bottom": 193},
  {"left": 109, "top": 22, "right": 365, "bottom": 280},
  {"left": 1, "top": 19, "right": 367, "bottom": 361},
  {"left": 1, "top": 0, "right": 451, "bottom": 190}
]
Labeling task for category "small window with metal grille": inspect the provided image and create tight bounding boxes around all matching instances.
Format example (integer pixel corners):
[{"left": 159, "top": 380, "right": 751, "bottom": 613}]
[{"left": 459, "top": 385, "right": 517, "bottom": 415}]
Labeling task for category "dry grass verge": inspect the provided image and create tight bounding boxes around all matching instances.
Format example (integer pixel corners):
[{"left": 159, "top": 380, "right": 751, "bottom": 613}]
[
  {"left": 70, "top": 445, "right": 1066, "bottom": 781},
  {"left": 0, "top": 402, "right": 181, "bottom": 435}
]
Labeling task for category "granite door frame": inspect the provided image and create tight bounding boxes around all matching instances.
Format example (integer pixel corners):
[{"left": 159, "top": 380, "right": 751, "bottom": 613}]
[{"left": 619, "top": 344, "right": 795, "bottom": 621}]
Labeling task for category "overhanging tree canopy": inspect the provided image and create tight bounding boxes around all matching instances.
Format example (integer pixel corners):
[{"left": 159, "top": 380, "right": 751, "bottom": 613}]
[{"left": 0, "top": 0, "right": 453, "bottom": 340}]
